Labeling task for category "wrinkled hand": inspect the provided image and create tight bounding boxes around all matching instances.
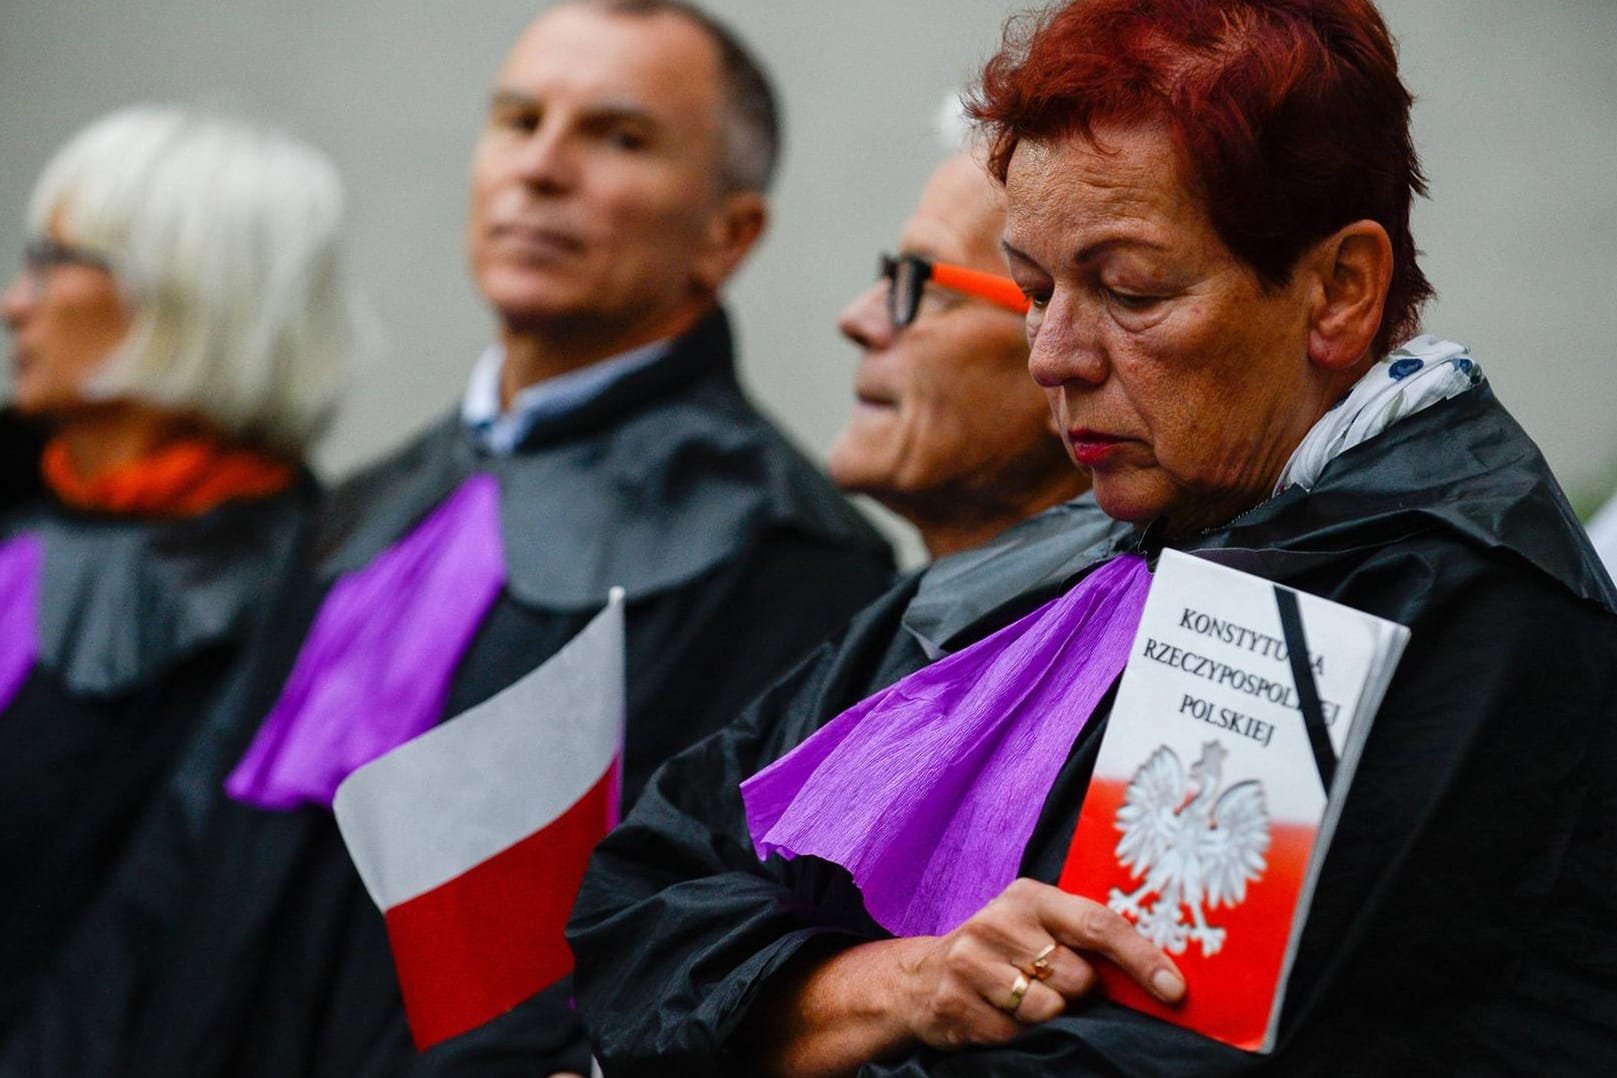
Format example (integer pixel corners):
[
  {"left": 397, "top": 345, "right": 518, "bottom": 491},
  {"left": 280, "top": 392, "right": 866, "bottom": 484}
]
[
  {"left": 758, "top": 879, "right": 1186, "bottom": 1077},
  {"left": 895, "top": 877, "right": 1184, "bottom": 1051}
]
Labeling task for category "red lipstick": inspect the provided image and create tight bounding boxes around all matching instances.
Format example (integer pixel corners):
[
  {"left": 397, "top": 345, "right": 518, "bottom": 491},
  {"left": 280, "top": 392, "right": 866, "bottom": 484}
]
[{"left": 1067, "top": 428, "right": 1125, "bottom": 465}]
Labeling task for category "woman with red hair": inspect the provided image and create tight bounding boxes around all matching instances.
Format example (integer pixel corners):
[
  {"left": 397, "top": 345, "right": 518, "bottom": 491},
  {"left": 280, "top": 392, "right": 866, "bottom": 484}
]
[{"left": 570, "top": 1, "right": 1617, "bottom": 1073}]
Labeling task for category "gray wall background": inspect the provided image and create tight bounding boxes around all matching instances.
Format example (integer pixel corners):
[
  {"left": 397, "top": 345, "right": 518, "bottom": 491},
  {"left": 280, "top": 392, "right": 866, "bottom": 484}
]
[{"left": 4, "top": 1, "right": 1615, "bottom": 559}]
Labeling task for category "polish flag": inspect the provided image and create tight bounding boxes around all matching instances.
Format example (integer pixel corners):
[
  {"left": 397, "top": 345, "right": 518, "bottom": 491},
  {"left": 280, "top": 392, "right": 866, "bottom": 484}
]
[{"left": 334, "top": 590, "right": 625, "bottom": 1050}]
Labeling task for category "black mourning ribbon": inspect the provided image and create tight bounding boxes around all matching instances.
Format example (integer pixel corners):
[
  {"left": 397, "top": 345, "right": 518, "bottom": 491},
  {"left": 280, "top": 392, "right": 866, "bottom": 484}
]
[{"left": 1273, "top": 586, "right": 1337, "bottom": 793}]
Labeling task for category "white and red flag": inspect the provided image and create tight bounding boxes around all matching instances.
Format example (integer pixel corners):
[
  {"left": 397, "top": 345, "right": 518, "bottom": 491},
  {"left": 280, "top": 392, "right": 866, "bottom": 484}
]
[{"left": 334, "top": 589, "right": 625, "bottom": 1050}]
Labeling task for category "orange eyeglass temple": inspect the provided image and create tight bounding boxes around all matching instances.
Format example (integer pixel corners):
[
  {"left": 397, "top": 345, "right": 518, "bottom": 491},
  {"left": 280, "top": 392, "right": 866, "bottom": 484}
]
[{"left": 930, "top": 261, "right": 1031, "bottom": 314}]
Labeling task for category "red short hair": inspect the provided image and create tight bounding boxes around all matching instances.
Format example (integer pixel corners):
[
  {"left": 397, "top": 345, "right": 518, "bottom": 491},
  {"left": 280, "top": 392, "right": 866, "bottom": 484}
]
[{"left": 970, "top": 0, "right": 1433, "bottom": 357}]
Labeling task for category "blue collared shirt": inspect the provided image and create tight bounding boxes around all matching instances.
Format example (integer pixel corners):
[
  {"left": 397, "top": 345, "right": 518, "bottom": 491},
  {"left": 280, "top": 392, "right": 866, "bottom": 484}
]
[{"left": 460, "top": 339, "right": 672, "bottom": 456}]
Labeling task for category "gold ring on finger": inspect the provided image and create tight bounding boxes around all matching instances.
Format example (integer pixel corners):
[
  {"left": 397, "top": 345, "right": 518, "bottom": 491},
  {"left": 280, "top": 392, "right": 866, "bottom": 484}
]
[
  {"left": 1025, "top": 942, "right": 1058, "bottom": 982},
  {"left": 1001, "top": 971, "right": 1032, "bottom": 1015}
]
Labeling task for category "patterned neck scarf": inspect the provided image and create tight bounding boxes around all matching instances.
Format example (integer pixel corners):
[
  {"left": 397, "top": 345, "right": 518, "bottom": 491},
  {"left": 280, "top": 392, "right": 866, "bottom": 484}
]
[{"left": 1276, "top": 335, "right": 1481, "bottom": 495}]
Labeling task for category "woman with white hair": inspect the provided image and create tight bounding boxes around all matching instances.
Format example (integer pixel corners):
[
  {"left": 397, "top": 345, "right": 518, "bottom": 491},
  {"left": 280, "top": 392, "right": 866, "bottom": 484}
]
[{"left": 0, "top": 104, "right": 361, "bottom": 1031}]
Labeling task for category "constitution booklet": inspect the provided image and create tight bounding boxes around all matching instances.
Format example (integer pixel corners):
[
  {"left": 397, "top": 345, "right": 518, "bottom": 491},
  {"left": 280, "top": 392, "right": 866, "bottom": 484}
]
[{"left": 1058, "top": 548, "right": 1409, "bottom": 1052}]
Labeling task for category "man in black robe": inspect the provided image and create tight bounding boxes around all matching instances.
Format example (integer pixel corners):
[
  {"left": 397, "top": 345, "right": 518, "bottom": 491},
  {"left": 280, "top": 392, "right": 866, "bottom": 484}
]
[
  {"left": 569, "top": 382, "right": 1617, "bottom": 1075},
  {"left": 1, "top": 3, "right": 891, "bottom": 1076}
]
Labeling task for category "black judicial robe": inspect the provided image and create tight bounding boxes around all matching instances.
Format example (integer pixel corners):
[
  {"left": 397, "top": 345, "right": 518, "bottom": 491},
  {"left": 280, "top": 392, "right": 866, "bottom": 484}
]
[
  {"left": 0, "top": 480, "right": 315, "bottom": 1035},
  {"left": 569, "top": 383, "right": 1617, "bottom": 1077},
  {"left": 1, "top": 308, "right": 894, "bottom": 1078},
  {"left": 0, "top": 411, "right": 44, "bottom": 514}
]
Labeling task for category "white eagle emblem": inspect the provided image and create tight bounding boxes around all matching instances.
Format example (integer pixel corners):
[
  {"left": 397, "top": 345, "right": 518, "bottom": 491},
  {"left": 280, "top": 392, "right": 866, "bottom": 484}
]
[{"left": 1107, "top": 741, "right": 1270, "bottom": 957}]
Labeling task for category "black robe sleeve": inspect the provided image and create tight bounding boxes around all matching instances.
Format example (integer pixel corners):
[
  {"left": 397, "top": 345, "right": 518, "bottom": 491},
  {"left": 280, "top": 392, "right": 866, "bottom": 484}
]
[
  {"left": 0, "top": 644, "right": 236, "bottom": 1031},
  {"left": 569, "top": 537, "right": 1617, "bottom": 1077}
]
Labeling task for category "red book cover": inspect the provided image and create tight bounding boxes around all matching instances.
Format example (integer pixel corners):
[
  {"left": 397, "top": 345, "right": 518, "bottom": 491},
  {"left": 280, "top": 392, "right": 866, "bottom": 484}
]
[{"left": 1058, "top": 550, "right": 1407, "bottom": 1052}]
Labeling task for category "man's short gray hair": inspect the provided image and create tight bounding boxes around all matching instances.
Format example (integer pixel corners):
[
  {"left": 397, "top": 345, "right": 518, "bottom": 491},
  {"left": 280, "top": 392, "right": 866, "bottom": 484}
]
[
  {"left": 578, "top": 0, "right": 781, "bottom": 193},
  {"left": 26, "top": 105, "right": 364, "bottom": 456}
]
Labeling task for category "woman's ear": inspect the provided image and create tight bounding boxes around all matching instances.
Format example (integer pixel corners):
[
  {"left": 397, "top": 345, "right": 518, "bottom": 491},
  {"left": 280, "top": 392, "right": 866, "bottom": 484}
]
[{"left": 1304, "top": 220, "right": 1393, "bottom": 372}]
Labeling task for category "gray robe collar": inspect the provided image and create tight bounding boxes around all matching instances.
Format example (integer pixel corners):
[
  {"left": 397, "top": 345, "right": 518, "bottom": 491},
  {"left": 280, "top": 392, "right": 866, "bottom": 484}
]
[
  {"left": 318, "top": 309, "right": 886, "bottom": 611},
  {"left": 3, "top": 486, "right": 312, "bottom": 697},
  {"left": 901, "top": 493, "right": 1129, "bottom": 658}
]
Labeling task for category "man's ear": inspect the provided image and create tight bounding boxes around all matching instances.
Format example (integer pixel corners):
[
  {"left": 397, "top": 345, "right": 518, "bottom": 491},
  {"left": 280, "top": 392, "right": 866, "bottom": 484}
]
[
  {"left": 1304, "top": 220, "right": 1393, "bottom": 373},
  {"left": 692, "top": 190, "right": 768, "bottom": 295}
]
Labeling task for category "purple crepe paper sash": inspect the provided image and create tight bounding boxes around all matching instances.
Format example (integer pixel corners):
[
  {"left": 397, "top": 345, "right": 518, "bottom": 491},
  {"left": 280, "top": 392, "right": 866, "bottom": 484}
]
[
  {"left": 0, "top": 533, "right": 43, "bottom": 713},
  {"left": 743, "top": 553, "right": 1151, "bottom": 939},
  {"left": 225, "top": 474, "right": 506, "bottom": 811}
]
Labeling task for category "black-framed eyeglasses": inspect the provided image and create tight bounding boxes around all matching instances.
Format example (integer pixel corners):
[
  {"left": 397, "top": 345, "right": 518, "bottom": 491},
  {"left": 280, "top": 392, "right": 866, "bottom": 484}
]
[
  {"left": 878, "top": 252, "right": 1030, "bottom": 328},
  {"left": 21, "top": 236, "right": 114, "bottom": 284}
]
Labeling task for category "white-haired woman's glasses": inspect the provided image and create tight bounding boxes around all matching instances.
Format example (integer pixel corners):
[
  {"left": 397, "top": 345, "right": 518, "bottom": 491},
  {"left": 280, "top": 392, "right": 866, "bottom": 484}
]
[{"left": 19, "top": 236, "right": 113, "bottom": 294}]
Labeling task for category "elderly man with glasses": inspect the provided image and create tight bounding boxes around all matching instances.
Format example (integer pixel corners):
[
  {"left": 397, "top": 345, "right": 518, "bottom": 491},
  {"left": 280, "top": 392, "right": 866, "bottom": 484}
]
[{"left": 829, "top": 145, "right": 1094, "bottom": 561}]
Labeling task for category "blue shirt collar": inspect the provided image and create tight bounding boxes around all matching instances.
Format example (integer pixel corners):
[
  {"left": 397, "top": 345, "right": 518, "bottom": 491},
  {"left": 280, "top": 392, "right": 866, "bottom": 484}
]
[{"left": 460, "top": 338, "right": 672, "bottom": 456}]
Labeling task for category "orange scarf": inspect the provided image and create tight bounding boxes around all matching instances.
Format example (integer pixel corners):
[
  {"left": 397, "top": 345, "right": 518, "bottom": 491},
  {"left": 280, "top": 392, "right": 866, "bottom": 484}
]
[{"left": 41, "top": 436, "right": 295, "bottom": 518}]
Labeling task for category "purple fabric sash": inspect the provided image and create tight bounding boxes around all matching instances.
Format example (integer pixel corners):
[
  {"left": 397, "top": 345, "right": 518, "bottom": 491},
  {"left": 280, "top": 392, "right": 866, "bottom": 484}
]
[
  {"left": 225, "top": 474, "right": 507, "bottom": 811},
  {"left": 743, "top": 554, "right": 1151, "bottom": 938},
  {"left": 0, "top": 533, "right": 43, "bottom": 713}
]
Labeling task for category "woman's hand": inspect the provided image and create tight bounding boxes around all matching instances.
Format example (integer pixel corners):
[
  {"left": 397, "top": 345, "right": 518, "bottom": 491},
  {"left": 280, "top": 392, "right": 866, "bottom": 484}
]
[
  {"left": 894, "top": 877, "right": 1184, "bottom": 1048},
  {"left": 760, "top": 878, "right": 1184, "bottom": 1077}
]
